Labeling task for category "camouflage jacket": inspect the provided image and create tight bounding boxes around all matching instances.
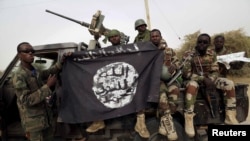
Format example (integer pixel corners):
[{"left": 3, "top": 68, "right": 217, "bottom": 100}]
[
  {"left": 12, "top": 62, "right": 62, "bottom": 132},
  {"left": 133, "top": 29, "right": 151, "bottom": 43},
  {"left": 212, "top": 46, "right": 231, "bottom": 55},
  {"left": 163, "top": 47, "right": 180, "bottom": 68},
  {"left": 212, "top": 46, "right": 231, "bottom": 77},
  {"left": 182, "top": 48, "right": 219, "bottom": 82},
  {"left": 160, "top": 40, "right": 180, "bottom": 88}
]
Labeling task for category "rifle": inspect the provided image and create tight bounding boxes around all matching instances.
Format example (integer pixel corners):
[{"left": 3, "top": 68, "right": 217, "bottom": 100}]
[
  {"left": 45, "top": 9, "right": 130, "bottom": 45},
  {"left": 166, "top": 53, "right": 193, "bottom": 87},
  {"left": 200, "top": 82, "right": 216, "bottom": 118}
]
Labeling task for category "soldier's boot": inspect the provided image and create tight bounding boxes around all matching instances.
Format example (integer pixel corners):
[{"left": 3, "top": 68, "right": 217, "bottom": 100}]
[
  {"left": 224, "top": 109, "right": 239, "bottom": 125},
  {"left": 134, "top": 113, "right": 150, "bottom": 138},
  {"left": 158, "top": 112, "right": 178, "bottom": 140},
  {"left": 86, "top": 120, "right": 105, "bottom": 133},
  {"left": 184, "top": 111, "right": 195, "bottom": 138}
]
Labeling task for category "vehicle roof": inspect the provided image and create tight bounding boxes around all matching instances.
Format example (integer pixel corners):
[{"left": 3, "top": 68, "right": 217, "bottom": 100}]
[{"left": 33, "top": 42, "right": 79, "bottom": 51}]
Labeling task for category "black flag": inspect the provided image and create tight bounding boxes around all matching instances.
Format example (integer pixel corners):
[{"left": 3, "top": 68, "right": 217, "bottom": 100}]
[{"left": 59, "top": 41, "right": 164, "bottom": 123}]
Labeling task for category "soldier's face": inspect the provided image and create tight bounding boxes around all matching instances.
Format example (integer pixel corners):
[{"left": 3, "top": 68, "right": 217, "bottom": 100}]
[
  {"left": 109, "top": 35, "right": 121, "bottom": 46},
  {"left": 214, "top": 37, "right": 224, "bottom": 50},
  {"left": 18, "top": 44, "right": 35, "bottom": 64},
  {"left": 196, "top": 36, "right": 210, "bottom": 53},
  {"left": 136, "top": 25, "right": 147, "bottom": 33},
  {"left": 150, "top": 31, "right": 162, "bottom": 46}
]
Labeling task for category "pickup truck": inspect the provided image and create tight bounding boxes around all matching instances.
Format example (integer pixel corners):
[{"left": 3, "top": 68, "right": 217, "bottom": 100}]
[{"left": 0, "top": 42, "right": 248, "bottom": 141}]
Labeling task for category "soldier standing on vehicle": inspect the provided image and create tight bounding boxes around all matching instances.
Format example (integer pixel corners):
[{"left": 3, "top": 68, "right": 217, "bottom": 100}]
[
  {"left": 85, "top": 29, "right": 122, "bottom": 133},
  {"left": 133, "top": 19, "right": 151, "bottom": 43},
  {"left": 182, "top": 33, "right": 239, "bottom": 138},
  {"left": 12, "top": 42, "right": 71, "bottom": 141},
  {"left": 150, "top": 29, "right": 179, "bottom": 140},
  {"left": 213, "top": 35, "right": 245, "bottom": 77},
  {"left": 133, "top": 19, "right": 151, "bottom": 138}
]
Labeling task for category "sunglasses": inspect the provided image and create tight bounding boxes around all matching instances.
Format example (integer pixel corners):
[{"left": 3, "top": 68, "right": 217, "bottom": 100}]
[
  {"left": 19, "top": 49, "right": 35, "bottom": 54},
  {"left": 197, "top": 40, "right": 209, "bottom": 44}
]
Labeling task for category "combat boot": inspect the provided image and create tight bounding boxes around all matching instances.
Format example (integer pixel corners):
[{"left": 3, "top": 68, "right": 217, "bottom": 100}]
[
  {"left": 158, "top": 113, "right": 178, "bottom": 140},
  {"left": 184, "top": 112, "right": 195, "bottom": 138},
  {"left": 224, "top": 109, "right": 239, "bottom": 125},
  {"left": 86, "top": 120, "right": 105, "bottom": 133},
  {"left": 134, "top": 113, "right": 150, "bottom": 138}
]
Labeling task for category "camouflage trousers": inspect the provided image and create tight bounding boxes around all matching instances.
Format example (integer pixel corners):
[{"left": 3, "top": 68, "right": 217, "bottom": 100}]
[
  {"left": 185, "top": 77, "right": 236, "bottom": 112},
  {"left": 158, "top": 82, "right": 180, "bottom": 114},
  {"left": 27, "top": 126, "right": 54, "bottom": 141}
]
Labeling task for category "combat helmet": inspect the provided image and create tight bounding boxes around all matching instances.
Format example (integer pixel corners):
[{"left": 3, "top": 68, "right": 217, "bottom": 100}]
[
  {"left": 107, "top": 29, "right": 120, "bottom": 38},
  {"left": 134, "top": 19, "right": 147, "bottom": 30}
]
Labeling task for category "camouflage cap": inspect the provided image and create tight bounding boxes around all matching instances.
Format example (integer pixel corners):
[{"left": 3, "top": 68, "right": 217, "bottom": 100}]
[{"left": 107, "top": 29, "right": 120, "bottom": 38}]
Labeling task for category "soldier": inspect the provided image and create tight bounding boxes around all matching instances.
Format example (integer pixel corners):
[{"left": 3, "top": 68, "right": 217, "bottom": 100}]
[
  {"left": 213, "top": 35, "right": 245, "bottom": 77},
  {"left": 85, "top": 29, "right": 122, "bottom": 133},
  {"left": 182, "top": 33, "right": 239, "bottom": 138},
  {"left": 133, "top": 19, "right": 151, "bottom": 138},
  {"left": 133, "top": 19, "right": 151, "bottom": 43},
  {"left": 12, "top": 42, "right": 71, "bottom": 141},
  {"left": 107, "top": 29, "right": 122, "bottom": 46},
  {"left": 150, "top": 29, "right": 179, "bottom": 140}
]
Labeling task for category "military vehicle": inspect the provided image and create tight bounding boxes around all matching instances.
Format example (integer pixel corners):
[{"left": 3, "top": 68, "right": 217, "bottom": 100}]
[{"left": 0, "top": 10, "right": 248, "bottom": 141}]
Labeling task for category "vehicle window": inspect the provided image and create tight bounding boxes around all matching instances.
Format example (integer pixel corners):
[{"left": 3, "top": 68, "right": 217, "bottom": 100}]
[
  {"left": 5, "top": 52, "right": 58, "bottom": 81},
  {"left": 33, "top": 56, "right": 55, "bottom": 71}
]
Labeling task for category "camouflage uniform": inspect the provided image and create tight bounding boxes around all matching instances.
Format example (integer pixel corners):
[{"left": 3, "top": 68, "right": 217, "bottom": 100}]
[
  {"left": 182, "top": 48, "right": 238, "bottom": 137},
  {"left": 133, "top": 29, "right": 151, "bottom": 43},
  {"left": 214, "top": 46, "right": 229, "bottom": 55},
  {"left": 133, "top": 19, "right": 151, "bottom": 43},
  {"left": 13, "top": 62, "right": 62, "bottom": 141},
  {"left": 212, "top": 46, "right": 231, "bottom": 77},
  {"left": 157, "top": 39, "right": 180, "bottom": 140},
  {"left": 213, "top": 35, "right": 245, "bottom": 77},
  {"left": 133, "top": 25, "right": 151, "bottom": 138},
  {"left": 159, "top": 43, "right": 180, "bottom": 114},
  {"left": 182, "top": 48, "right": 237, "bottom": 111}
]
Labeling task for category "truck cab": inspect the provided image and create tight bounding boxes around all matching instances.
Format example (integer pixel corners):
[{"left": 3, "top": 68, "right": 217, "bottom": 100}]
[{"left": 0, "top": 42, "right": 84, "bottom": 141}]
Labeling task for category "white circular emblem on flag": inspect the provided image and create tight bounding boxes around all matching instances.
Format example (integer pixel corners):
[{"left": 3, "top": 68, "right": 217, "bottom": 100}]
[{"left": 92, "top": 62, "right": 138, "bottom": 108}]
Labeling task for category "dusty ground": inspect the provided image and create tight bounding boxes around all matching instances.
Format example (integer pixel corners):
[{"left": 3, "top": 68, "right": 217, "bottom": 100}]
[{"left": 227, "top": 76, "right": 250, "bottom": 124}]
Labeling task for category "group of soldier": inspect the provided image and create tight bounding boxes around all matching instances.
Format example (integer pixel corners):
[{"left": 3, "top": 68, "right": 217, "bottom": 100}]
[
  {"left": 84, "top": 19, "right": 241, "bottom": 140},
  {"left": 12, "top": 18, "right": 242, "bottom": 141}
]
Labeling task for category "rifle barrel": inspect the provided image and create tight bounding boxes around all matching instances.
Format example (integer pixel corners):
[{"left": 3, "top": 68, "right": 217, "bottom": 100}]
[
  {"left": 45, "top": 9, "right": 90, "bottom": 27},
  {"left": 207, "top": 94, "right": 216, "bottom": 118}
]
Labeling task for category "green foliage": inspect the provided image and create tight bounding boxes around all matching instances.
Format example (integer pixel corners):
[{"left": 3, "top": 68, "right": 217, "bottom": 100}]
[
  {"left": 176, "top": 28, "right": 250, "bottom": 77},
  {"left": 176, "top": 31, "right": 200, "bottom": 57}
]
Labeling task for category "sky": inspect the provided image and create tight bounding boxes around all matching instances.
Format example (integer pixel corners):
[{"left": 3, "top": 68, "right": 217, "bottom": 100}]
[{"left": 0, "top": 0, "right": 250, "bottom": 71}]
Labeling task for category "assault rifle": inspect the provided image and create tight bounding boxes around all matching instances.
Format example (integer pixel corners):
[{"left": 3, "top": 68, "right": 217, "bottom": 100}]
[
  {"left": 200, "top": 82, "right": 216, "bottom": 118},
  {"left": 45, "top": 9, "right": 130, "bottom": 45},
  {"left": 166, "top": 53, "right": 193, "bottom": 87}
]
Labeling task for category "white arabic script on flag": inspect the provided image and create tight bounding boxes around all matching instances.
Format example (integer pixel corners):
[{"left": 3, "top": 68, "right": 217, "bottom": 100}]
[{"left": 217, "top": 51, "right": 250, "bottom": 69}]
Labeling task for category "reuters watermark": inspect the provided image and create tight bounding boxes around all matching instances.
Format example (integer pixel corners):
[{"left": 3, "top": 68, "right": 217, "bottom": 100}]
[{"left": 208, "top": 125, "right": 250, "bottom": 139}]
